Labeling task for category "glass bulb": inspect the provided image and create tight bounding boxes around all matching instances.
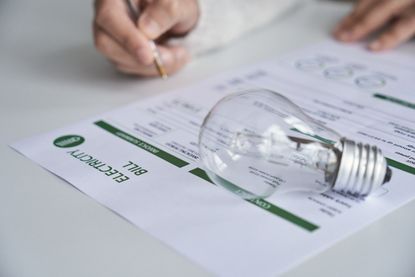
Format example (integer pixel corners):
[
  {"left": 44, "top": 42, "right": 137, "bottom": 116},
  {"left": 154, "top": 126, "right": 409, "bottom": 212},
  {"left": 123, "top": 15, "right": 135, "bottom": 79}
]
[{"left": 198, "top": 89, "right": 392, "bottom": 199}]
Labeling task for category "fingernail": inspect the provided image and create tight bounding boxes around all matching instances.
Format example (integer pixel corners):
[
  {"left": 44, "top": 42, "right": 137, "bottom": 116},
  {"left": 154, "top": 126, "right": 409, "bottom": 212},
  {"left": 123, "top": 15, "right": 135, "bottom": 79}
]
[
  {"left": 141, "top": 16, "right": 160, "bottom": 38},
  {"left": 368, "top": 41, "right": 381, "bottom": 51},
  {"left": 136, "top": 48, "right": 152, "bottom": 65}
]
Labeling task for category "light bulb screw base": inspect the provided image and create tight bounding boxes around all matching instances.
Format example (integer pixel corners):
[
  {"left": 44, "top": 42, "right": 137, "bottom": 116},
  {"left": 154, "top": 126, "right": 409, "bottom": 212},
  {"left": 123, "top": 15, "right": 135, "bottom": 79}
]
[{"left": 332, "top": 138, "right": 391, "bottom": 197}]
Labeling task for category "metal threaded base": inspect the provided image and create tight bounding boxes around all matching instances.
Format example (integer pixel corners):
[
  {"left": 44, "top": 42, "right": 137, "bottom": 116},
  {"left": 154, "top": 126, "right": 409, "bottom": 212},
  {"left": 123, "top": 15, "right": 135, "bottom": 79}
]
[{"left": 333, "top": 138, "right": 391, "bottom": 196}]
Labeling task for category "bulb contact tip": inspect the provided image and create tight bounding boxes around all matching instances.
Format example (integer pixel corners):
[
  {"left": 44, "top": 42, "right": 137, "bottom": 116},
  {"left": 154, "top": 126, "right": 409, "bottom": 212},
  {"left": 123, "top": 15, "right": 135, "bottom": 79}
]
[{"left": 383, "top": 166, "right": 392, "bottom": 184}]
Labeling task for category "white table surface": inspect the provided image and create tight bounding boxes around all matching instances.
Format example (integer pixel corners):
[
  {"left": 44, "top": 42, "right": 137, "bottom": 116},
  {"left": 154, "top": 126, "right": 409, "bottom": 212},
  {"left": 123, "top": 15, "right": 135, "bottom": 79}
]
[{"left": 1, "top": 0, "right": 415, "bottom": 276}]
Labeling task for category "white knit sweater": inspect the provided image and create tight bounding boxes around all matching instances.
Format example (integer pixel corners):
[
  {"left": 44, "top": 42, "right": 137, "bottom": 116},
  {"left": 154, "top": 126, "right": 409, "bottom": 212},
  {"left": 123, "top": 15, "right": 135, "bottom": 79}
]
[{"left": 179, "top": 0, "right": 302, "bottom": 56}]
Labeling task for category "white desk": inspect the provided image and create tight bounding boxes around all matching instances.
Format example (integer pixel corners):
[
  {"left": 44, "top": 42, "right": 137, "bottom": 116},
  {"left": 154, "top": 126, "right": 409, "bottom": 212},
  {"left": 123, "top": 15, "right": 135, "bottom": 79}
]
[{"left": 1, "top": 0, "right": 415, "bottom": 276}]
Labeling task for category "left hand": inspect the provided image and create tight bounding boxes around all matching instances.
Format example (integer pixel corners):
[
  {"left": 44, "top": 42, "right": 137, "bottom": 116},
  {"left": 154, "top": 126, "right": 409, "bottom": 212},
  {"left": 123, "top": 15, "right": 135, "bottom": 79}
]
[{"left": 333, "top": 0, "right": 415, "bottom": 51}]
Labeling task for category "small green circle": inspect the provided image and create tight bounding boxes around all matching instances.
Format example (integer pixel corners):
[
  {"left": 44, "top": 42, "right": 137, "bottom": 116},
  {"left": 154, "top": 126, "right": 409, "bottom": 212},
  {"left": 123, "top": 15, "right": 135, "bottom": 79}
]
[{"left": 53, "top": 135, "right": 85, "bottom": 148}]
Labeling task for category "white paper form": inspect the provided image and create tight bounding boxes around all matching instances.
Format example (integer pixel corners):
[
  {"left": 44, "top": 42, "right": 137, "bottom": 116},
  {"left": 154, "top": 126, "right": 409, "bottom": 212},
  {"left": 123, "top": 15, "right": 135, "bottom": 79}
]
[{"left": 12, "top": 40, "right": 415, "bottom": 276}]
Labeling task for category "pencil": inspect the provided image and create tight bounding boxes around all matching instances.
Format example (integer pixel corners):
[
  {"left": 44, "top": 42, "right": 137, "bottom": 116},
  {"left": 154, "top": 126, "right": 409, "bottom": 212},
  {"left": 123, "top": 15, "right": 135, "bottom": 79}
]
[
  {"left": 148, "top": 40, "right": 168, "bottom": 79},
  {"left": 126, "top": 0, "right": 168, "bottom": 79}
]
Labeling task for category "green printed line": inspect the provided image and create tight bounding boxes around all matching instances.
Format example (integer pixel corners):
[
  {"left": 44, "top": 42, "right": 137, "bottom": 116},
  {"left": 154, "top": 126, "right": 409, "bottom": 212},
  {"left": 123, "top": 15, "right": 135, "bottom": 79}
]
[
  {"left": 386, "top": 158, "right": 415, "bottom": 175},
  {"left": 189, "top": 167, "right": 212, "bottom": 183},
  {"left": 247, "top": 198, "right": 319, "bottom": 232},
  {"left": 374, "top": 94, "right": 415, "bottom": 110},
  {"left": 189, "top": 167, "right": 319, "bottom": 232},
  {"left": 94, "top": 120, "right": 189, "bottom": 168}
]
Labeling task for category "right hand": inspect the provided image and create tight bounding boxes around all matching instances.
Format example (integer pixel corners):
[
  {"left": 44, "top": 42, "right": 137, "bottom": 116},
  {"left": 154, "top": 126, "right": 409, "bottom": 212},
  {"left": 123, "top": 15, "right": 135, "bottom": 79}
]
[
  {"left": 333, "top": 0, "right": 415, "bottom": 51},
  {"left": 93, "top": 0, "right": 199, "bottom": 77}
]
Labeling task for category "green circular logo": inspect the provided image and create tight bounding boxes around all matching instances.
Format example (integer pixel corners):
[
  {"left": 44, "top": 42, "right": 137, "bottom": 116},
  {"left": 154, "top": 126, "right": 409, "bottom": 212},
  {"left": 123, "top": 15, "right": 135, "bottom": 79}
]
[{"left": 53, "top": 135, "right": 85, "bottom": 148}]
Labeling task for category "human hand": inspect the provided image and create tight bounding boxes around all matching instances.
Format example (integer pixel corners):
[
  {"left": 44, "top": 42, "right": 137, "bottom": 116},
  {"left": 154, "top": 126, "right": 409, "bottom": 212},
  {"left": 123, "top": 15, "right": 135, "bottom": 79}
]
[
  {"left": 333, "top": 0, "right": 415, "bottom": 51},
  {"left": 93, "top": 0, "right": 199, "bottom": 76}
]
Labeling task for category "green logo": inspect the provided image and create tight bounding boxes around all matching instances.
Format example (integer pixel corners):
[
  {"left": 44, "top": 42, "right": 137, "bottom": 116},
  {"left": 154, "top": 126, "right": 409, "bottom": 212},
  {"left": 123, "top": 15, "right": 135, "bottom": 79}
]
[{"left": 53, "top": 135, "right": 85, "bottom": 148}]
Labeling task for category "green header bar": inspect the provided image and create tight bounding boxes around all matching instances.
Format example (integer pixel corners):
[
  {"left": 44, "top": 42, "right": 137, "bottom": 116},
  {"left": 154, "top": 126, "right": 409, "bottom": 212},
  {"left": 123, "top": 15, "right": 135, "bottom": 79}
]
[
  {"left": 386, "top": 158, "right": 415, "bottom": 175},
  {"left": 189, "top": 168, "right": 319, "bottom": 232},
  {"left": 95, "top": 120, "right": 189, "bottom": 168},
  {"left": 374, "top": 94, "right": 415, "bottom": 110}
]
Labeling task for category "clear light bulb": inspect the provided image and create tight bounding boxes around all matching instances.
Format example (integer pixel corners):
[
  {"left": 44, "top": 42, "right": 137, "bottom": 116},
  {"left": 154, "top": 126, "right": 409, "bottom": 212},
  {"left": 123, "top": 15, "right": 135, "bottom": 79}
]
[{"left": 198, "top": 89, "right": 392, "bottom": 199}]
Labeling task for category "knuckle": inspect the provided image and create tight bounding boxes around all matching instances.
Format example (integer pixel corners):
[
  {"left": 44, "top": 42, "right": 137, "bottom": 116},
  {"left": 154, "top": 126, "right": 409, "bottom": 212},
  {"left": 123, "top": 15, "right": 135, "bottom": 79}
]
[
  {"left": 380, "top": 32, "right": 397, "bottom": 43},
  {"left": 94, "top": 32, "right": 108, "bottom": 53},
  {"left": 121, "top": 35, "right": 139, "bottom": 52},
  {"left": 163, "top": 0, "right": 180, "bottom": 16},
  {"left": 96, "top": 5, "right": 114, "bottom": 26},
  {"left": 390, "top": 23, "right": 409, "bottom": 39},
  {"left": 388, "top": 30, "right": 400, "bottom": 40},
  {"left": 350, "top": 24, "right": 364, "bottom": 36},
  {"left": 405, "top": 15, "right": 415, "bottom": 26},
  {"left": 359, "top": 16, "right": 375, "bottom": 29},
  {"left": 93, "top": 0, "right": 103, "bottom": 11}
]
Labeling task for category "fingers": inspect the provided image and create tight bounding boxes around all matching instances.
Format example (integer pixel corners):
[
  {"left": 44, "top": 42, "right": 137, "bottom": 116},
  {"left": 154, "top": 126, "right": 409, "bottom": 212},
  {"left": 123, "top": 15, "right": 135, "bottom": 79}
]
[
  {"left": 368, "top": 8, "right": 415, "bottom": 51},
  {"left": 95, "top": 25, "right": 191, "bottom": 77},
  {"left": 138, "top": 0, "right": 199, "bottom": 39},
  {"left": 335, "top": 0, "right": 413, "bottom": 42},
  {"left": 94, "top": 0, "right": 153, "bottom": 65},
  {"left": 334, "top": 0, "right": 377, "bottom": 38},
  {"left": 117, "top": 46, "right": 191, "bottom": 77},
  {"left": 94, "top": 25, "right": 141, "bottom": 68}
]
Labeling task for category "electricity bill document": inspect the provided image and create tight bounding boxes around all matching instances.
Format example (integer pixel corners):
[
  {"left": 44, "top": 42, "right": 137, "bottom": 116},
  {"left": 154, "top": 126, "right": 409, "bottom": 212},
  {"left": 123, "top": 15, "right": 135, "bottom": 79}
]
[{"left": 12, "top": 41, "right": 415, "bottom": 276}]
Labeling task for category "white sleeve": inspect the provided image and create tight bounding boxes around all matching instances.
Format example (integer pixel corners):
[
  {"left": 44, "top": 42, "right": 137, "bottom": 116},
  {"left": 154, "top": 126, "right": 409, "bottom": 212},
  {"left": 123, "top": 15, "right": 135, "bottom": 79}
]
[{"left": 179, "top": 0, "right": 302, "bottom": 56}]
